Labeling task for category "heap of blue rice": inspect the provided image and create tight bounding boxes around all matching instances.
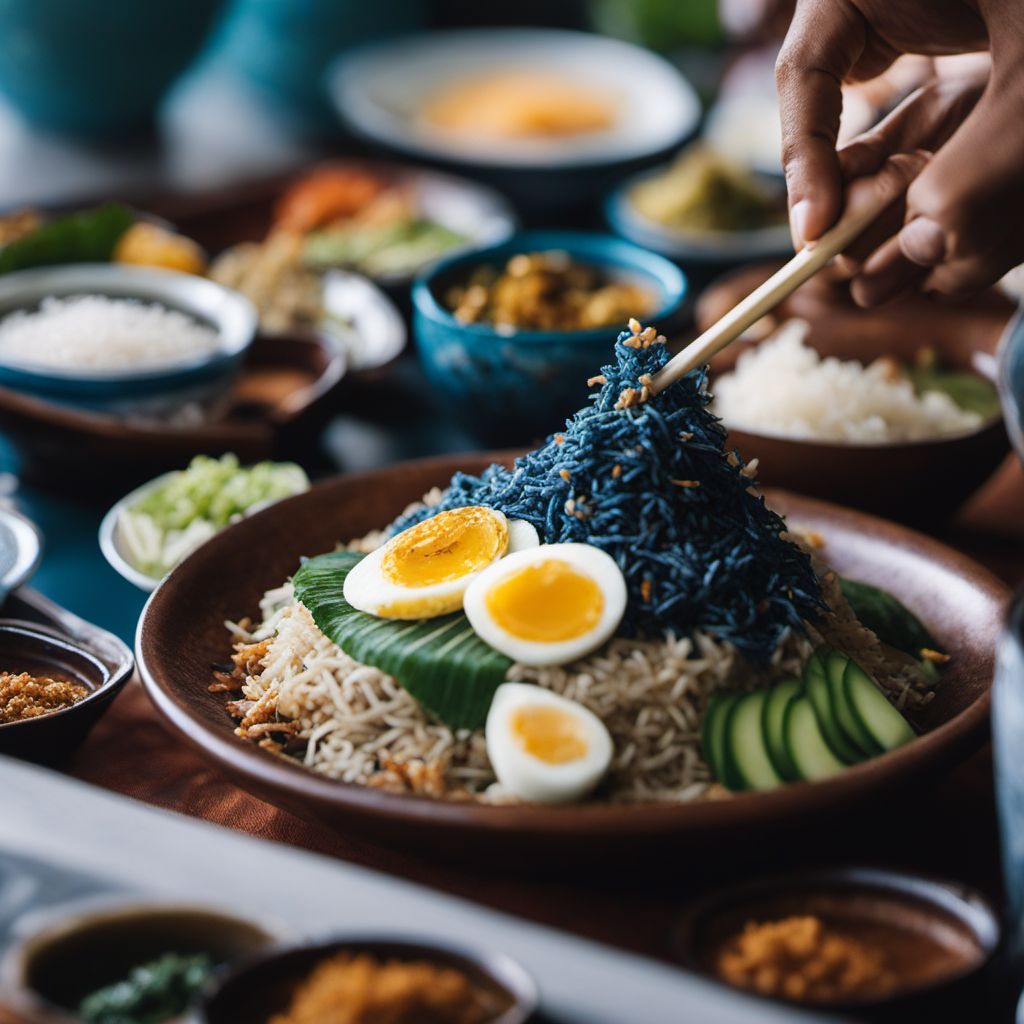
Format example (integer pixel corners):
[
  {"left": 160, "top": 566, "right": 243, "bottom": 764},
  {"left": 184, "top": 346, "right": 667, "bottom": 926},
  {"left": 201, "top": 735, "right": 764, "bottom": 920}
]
[{"left": 396, "top": 322, "right": 824, "bottom": 660}]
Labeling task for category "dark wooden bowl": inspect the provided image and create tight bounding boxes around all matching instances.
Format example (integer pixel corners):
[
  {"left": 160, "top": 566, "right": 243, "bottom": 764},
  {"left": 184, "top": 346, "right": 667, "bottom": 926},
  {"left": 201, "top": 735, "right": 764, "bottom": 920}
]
[
  {"left": 136, "top": 454, "right": 1010, "bottom": 866},
  {"left": 673, "top": 867, "right": 999, "bottom": 1019},
  {"left": 0, "top": 589, "right": 134, "bottom": 765},
  {"left": 198, "top": 937, "right": 537, "bottom": 1024},
  {"left": 1, "top": 899, "right": 280, "bottom": 1024},
  {"left": 697, "top": 265, "right": 1015, "bottom": 522},
  {"left": 0, "top": 332, "right": 345, "bottom": 498}
]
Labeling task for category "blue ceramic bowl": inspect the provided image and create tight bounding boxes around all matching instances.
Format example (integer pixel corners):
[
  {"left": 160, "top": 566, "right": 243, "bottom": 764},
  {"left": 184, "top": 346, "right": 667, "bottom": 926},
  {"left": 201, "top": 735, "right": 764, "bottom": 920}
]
[
  {"left": 0, "top": 0, "right": 224, "bottom": 135},
  {"left": 413, "top": 231, "right": 687, "bottom": 443},
  {"left": 0, "top": 265, "right": 257, "bottom": 411},
  {"left": 605, "top": 164, "right": 793, "bottom": 289}
]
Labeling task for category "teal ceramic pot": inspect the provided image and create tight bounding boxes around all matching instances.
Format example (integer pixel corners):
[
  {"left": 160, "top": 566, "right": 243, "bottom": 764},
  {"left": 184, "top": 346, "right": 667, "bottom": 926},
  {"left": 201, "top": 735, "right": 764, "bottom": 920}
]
[
  {"left": 0, "top": 0, "right": 224, "bottom": 134},
  {"left": 413, "top": 231, "right": 688, "bottom": 445},
  {"left": 213, "top": 0, "right": 424, "bottom": 124}
]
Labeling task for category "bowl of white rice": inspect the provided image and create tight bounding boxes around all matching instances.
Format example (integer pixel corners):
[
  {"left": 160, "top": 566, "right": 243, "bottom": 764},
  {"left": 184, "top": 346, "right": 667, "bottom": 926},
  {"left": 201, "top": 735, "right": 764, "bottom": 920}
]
[
  {"left": 706, "top": 318, "right": 1010, "bottom": 521},
  {"left": 0, "top": 264, "right": 257, "bottom": 404}
]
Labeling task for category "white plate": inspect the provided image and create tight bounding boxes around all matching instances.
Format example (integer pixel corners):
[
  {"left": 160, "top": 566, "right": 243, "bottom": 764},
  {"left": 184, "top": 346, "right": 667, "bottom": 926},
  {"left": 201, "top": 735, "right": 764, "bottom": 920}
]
[{"left": 328, "top": 29, "right": 701, "bottom": 170}]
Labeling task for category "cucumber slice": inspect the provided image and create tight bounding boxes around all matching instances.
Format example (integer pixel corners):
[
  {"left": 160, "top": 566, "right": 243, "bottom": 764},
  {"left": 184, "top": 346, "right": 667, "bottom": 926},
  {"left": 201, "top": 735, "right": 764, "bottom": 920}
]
[
  {"left": 843, "top": 660, "right": 916, "bottom": 752},
  {"left": 726, "top": 691, "right": 784, "bottom": 791},
  {"left": 803, "top": 652, "right": 861, "bottom": 764},
  {"left": 762, "top": 678, "right": 801, "bottom": 781},
  {"left": 701, "top": 692, "right": 738, "bottom": 787},
  {"left": 824, "top": 650, "right": 881, "bottom": 757},
  {"left": 784, "top": 696, "right": 847, "bottom": 782}
]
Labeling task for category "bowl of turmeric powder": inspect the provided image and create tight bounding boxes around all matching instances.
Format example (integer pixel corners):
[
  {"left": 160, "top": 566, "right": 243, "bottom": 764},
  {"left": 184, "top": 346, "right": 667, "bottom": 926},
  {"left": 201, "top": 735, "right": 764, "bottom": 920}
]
[
  {"left": 676, "top": 868, "right": 999, "bottom": 1014},
  {"left": 197, "top": 936, "right": 537, "bottom": 1024}
]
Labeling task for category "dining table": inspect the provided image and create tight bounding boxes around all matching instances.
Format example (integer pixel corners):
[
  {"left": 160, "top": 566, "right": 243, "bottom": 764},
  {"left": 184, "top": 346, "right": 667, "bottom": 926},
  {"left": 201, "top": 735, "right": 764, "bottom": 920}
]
[{"left": 3, "top": 348, "right": 1022, "bottom": 981}]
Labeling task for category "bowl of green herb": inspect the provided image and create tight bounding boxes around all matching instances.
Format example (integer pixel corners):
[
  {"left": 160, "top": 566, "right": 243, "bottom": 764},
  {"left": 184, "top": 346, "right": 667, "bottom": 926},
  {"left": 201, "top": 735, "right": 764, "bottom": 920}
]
[{"left": 1, "top": 899, "right": 282, "bottom": 1024}]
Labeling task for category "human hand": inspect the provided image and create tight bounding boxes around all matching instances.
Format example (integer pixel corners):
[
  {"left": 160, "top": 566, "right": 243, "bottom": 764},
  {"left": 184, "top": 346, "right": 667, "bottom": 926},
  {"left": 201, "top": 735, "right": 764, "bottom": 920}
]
[{"left": 776, "top": 0, "right": 1024, "bottom": 303}]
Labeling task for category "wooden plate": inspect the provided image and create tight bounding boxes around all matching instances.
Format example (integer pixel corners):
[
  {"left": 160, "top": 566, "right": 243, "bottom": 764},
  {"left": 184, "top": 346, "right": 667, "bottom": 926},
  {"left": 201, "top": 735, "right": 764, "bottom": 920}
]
[
  {"left": 136, "top": 454, "right": 1010, "bottom": 864},
  {"left": 0, "top": 332, "right": 344, "bottom": 495}
]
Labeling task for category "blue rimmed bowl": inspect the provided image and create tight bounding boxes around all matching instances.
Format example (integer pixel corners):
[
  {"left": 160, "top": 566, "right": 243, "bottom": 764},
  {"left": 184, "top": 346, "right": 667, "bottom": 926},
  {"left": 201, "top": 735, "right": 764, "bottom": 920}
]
[
  {"left": 0, "top": 265, "right": 257, "bottom": 413},
  {"left": 412, "top": 231, "right": 688, "bottom": 443}
]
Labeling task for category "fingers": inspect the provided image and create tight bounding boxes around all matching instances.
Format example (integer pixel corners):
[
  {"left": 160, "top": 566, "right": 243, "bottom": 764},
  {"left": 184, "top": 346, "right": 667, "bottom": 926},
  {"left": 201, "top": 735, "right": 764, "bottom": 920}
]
[
  {"left": 851, "top": 79, "right": 1024, "bottom": 304},
  {"left": 775, "top": 0, "right": 869, "bottom": 247},
  {"left": 837, "top": 71, "right": 986, "bottom": 181}
]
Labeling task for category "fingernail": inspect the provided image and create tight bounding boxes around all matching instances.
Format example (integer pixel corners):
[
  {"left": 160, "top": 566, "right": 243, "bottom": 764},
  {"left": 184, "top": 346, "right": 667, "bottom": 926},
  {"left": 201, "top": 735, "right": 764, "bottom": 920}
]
[
  {"left": 790, "top": 200, "right": 812, "bottom": 250},
  {"left": 900, "top": 217, "right": 946, "bottom": 267}
]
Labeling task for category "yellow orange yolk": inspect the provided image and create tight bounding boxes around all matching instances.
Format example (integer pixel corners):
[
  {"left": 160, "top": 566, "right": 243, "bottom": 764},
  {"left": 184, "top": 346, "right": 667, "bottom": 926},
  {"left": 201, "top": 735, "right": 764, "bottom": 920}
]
[
  {"left": 510, "top": 705, "right": 589, "bottom": 764},
  {"left": 484, "top": 559, "right": 604, "bottom": 642},
  {"left": 381, "top": 507, "right": 508, "bottom": 588}
]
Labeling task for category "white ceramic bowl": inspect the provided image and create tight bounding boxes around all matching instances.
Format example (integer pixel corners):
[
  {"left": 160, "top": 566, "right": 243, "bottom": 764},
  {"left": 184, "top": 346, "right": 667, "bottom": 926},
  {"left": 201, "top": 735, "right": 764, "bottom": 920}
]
[
  {"left": 327, "top": 29, "right": 701, "bottom": 212},
  {"left": 99, "top": 467, "right": 310, "bottom": 592}
]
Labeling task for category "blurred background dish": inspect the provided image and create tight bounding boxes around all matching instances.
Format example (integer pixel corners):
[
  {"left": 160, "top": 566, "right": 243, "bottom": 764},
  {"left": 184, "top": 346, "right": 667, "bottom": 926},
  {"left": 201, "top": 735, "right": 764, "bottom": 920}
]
[
  {"left": 605, "top": 144, "right": 793, "bottom": 286},
  {"left": 0, "top": 0, "right": 225, "bottom": 135},
  {"left": 1, "top": 897, "right": 281, "bottom": 1024},
  {"left": 698, "top": 263, "right": 1014, "bottom": 521},
  {"left": 412, "top": 231, "right": 687, "bottom": 443},
  {"left": 0, "top": 331, "right": 345, "bottom": 493},
  {"left": 0, "top": 265, "right": 257, "bottom": 412},
  {"left": 207, "top": 160, "right": 517, "bottom": 322},
  {"left": 327, "top": 28, "right": 701, "bottom": 212},
  {"left": 674, "top": 867, "right": 1000, "bottom": 1014},
  {"left": 198, "top": 936, "right": 537, "bottom": 1024},
  {"left": 0, "top": 508, "right": 42, "bottom": 603}
]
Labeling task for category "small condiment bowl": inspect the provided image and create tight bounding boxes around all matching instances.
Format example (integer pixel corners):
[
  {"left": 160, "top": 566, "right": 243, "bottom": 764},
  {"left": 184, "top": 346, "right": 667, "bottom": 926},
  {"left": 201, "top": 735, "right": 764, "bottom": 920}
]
[
  {"left": 413, "top": 230, "right": 688, "bottom": 444},
  {"left": 0, "top": 598, "right": 133, "bottom": 763},
  {"left": 195, "top": 936, "right": 538, "bottom": 1024},
  {"left": 0, "top": 264, "right": 257, "bottom": 409},
  {"left": 605, "top": 164, "right": 793, "bottom": 289},
  {"left": 0, "top": 898, "right": 283, "bottom": 1024},
  {"left": 675, "top": 867, "right": 1000, "bottom": 1018},
  {"left": 697, "top": 263, "right": 1014, "bottom": 522}
]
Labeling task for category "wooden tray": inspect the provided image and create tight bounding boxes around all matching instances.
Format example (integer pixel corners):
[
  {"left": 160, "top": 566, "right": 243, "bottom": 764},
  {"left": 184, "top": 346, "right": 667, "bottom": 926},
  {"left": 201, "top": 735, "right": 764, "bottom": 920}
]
[{"left": 0, "top": 332, "right": 344, "bottom": 494}]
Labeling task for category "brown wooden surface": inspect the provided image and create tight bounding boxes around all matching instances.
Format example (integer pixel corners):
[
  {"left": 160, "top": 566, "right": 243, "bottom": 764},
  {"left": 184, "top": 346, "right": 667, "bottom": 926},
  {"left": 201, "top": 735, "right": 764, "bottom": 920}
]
[{"left": 66, "top": 456, "right": 1024, "bottom": 967}]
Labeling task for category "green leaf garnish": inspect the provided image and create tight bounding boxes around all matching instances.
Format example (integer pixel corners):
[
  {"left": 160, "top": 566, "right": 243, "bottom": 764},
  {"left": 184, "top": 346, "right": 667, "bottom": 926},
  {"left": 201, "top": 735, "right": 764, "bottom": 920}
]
[
  {"left": 907, "top": 367, "right": 1002, "bottom": 420},
  {"left": 292, "top": 551, "right": 511, "bottom": 730},
  {"left": 839, "top": 577, "right": 939, "bottom": 660}
]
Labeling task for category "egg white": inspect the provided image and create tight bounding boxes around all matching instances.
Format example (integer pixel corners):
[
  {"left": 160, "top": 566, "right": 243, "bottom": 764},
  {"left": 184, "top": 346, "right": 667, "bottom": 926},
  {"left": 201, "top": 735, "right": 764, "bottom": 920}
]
[
  {"left": 464, "top": 542, "right": 627, "bottom": 666},
  {"left": 486, "top": 682, "right": 613, "bottom": 803},
  {"left": 343, "top": 510, "right": 539, "bottom": 619}
]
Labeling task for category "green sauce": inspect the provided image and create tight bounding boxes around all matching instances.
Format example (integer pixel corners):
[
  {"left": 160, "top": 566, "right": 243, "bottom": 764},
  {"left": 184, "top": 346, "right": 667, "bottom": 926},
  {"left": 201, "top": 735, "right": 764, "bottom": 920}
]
[{"left": 78, "top": 953, "right": 214, "bottom": 1024}]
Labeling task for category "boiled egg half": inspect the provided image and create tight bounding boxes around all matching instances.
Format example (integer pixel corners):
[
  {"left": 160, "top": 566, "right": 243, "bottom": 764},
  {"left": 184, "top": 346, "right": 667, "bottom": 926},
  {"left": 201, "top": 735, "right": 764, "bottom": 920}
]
[
  {"left": 464, "top": 543, "right": 626, "bottom": 665},
  {"left": 343, "top": 506, "right": 538, "bottom": 619},
  {"left": 486, "top": 683, "right": 613, "bottom": 803}
]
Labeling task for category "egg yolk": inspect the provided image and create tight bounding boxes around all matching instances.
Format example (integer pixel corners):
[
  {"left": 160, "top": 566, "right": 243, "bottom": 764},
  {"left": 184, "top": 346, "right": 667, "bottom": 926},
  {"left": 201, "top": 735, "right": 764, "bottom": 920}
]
[
  {"left": 484, "top": 559, "right": 604, "bottom": 642},
  {"left": 382, "top": 507, "right": 508, "bottom": 588},
  {"left": 510, "top": 705, "right": 589, "bottom": 764}
]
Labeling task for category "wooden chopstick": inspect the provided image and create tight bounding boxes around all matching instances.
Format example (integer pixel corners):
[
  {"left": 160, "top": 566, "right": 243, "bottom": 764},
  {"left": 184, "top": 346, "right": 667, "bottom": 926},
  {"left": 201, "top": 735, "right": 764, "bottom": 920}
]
[{"left": 647, "top": 189, "right": 897, "bottom": 395}]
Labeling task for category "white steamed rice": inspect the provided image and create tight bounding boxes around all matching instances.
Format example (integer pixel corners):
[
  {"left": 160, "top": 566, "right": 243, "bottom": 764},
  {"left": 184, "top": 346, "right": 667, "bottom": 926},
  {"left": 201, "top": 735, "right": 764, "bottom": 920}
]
[
  {"left": 0, "top": 295, "right": 219, "bottom": 372},
  {"left": 712, "top": 320, "right": 983, "bottom": 443}
]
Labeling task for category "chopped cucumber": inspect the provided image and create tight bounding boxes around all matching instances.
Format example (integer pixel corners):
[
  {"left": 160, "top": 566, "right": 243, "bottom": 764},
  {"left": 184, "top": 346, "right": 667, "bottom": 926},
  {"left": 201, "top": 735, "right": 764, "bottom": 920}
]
[
  {"left": 701, "top": 692, "right": 739, "bottom": 787},
  {"left": 784, "top": 696, "right": 847, "bottom": 782},
  {"left": 843, "top": 660, "right": 916, "bottom": 752},
  {"left": 762, "top": 678, "right": 801, "bottom": 781},
  {"left": 824, "top": 650, "right": 881, "bottom": 757},
  {"left": 803, "top": 652, "right": 861, "bottom": 764},
  {"left": 726, "top": 691, "right": 784, "bottom": 791}
]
